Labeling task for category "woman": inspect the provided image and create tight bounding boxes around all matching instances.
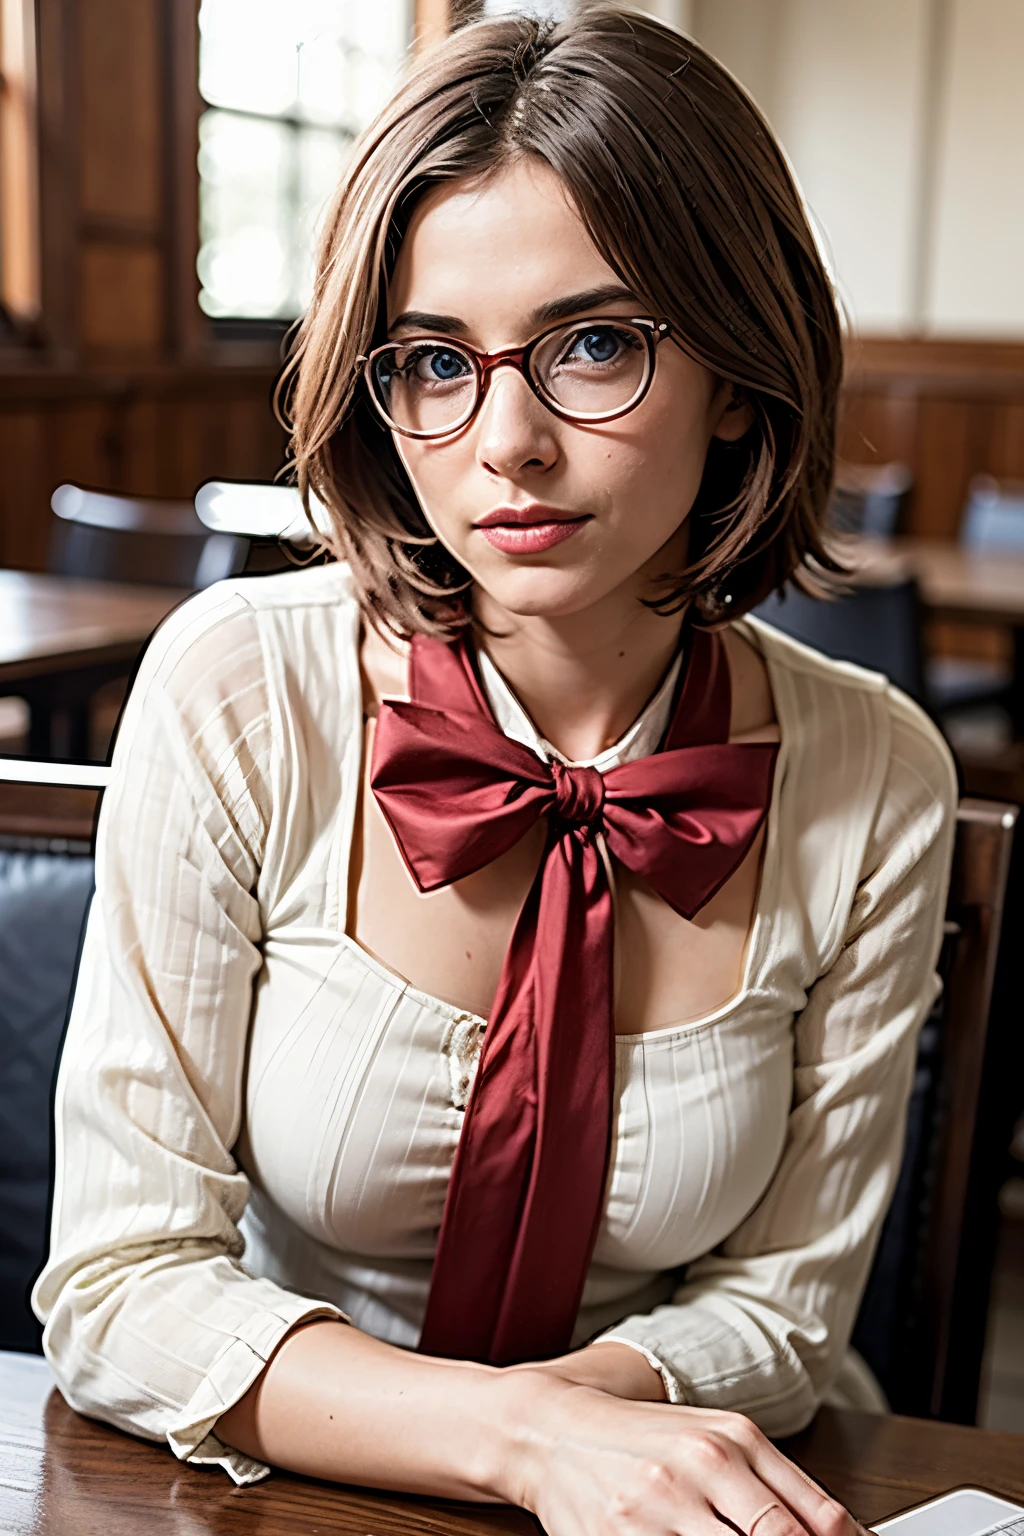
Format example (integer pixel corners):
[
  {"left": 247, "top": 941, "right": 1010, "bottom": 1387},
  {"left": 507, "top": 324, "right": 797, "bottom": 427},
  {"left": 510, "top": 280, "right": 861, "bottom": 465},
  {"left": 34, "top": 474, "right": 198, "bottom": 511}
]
[{"left": 35, "top": 10, "right": 956, "bottom": 1536}]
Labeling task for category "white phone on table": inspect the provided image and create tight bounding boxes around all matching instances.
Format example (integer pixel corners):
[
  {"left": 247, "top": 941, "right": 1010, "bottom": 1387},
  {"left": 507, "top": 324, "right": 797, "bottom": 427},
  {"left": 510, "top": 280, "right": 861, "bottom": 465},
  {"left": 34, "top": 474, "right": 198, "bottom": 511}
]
[{"left": 873, "top": 1488, "right": 1024, "bottom": 1535}]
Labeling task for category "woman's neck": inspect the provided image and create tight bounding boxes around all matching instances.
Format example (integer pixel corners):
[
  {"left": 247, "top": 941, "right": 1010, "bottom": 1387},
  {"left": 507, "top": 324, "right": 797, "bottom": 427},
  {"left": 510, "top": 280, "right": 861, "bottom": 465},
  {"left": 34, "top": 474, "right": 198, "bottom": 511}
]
[{"left": 473, "top": 588, "right": 686, "bottom": 763}]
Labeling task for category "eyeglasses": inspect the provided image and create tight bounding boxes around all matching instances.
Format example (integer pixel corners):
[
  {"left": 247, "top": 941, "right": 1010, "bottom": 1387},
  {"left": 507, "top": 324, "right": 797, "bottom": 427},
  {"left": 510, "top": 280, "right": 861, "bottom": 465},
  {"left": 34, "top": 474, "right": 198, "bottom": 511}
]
[{"left": 361, "top": 315, "right": 673, "bottom": 440}]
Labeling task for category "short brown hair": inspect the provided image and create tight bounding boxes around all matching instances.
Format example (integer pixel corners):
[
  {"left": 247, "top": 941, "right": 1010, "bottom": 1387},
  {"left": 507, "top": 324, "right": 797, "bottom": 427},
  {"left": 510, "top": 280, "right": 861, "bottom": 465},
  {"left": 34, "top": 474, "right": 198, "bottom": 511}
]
[{"left": 281, "top": 5, "right": 843, "bottom": 638}]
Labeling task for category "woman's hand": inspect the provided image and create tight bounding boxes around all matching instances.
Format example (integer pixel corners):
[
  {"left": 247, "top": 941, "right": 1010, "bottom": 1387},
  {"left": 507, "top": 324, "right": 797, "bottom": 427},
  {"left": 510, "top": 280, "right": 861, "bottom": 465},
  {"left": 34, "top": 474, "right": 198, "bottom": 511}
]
[
  {"left": 496, "top": 1370, "right": 866, "bottom": 1536},
  {"left": 507, "top": 1339, "right": 669, "bottom": 1402}
]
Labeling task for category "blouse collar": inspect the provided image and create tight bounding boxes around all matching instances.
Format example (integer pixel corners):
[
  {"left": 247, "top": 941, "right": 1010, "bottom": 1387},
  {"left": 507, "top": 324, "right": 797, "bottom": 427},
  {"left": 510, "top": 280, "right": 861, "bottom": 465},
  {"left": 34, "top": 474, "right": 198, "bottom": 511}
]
[{"left": 476, "top": 647, "right": 684, "bottom": 772}]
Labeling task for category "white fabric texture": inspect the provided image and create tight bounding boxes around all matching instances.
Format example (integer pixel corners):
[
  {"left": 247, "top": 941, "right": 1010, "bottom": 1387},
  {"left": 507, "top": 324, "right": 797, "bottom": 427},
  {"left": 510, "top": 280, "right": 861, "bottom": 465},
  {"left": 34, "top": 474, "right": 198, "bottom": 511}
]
[{"left": 33, "top": 563, "right": 958, "bottom": 1484}]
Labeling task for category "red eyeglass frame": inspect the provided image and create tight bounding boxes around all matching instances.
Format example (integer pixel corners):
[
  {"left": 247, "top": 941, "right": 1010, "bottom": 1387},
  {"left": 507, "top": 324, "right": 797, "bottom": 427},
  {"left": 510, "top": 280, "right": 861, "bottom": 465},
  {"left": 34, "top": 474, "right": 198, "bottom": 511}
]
[{"left": 359, "top": 315, "right": 674, "bottom": 439}]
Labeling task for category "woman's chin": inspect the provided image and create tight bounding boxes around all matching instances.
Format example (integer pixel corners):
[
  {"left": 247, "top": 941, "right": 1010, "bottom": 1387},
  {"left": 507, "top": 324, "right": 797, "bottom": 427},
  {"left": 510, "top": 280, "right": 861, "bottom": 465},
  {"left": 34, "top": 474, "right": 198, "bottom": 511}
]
[{"left": 469, "top": 561, "right": 626, "bottom": 622}]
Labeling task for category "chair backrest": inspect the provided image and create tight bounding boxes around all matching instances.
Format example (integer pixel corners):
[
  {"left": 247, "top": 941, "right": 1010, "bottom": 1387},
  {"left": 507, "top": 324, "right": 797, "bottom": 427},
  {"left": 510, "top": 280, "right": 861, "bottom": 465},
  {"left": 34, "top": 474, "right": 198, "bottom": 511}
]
[
  {"left": 194, "top": 480, "right": 332, "bottom": 577},
  {"left": 829, "top": 460, "right": 913, "bottom": 540},
  {"left": 49, "top": 484, "right": 248, "bottom": 588},
  {"left": 0, "top": 760, "right": 105, "bottom": 1352},
  {"left": 959, "top": 475, "right": 1024, "bottom": 553},
  {"left": 753, "top": 577, "right": 926, "bottom": 702},
  {"left": 853, "top": 798, "right": 1018, "bottom": 1421}
]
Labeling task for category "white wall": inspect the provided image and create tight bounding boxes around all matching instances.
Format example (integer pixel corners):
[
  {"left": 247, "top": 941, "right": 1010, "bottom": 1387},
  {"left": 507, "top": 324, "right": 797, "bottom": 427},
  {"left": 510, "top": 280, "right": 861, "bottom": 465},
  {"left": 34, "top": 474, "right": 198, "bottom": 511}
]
[
  {"left": 691, "top": 0, "right": 780, "bottom": 126},
  {"left": 927, "top": 0, "right": 1024, "bottom": 336},
  {"left": 688, "top": 0, "right": 1024, "bottom": 338},
  {"left": 771, "top": 0, "right": 932, "bottom": 333},
  {"left": 692, "top": 0, "right": 932, "bottom": 334},
  {"left": 633, "top": 0, "right": 693, "bottom": 30}
]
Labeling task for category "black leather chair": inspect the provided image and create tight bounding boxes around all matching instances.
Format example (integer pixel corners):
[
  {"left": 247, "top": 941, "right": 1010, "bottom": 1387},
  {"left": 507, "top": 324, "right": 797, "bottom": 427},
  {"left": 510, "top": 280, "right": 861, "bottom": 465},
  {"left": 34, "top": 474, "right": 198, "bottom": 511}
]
[
  {"left": 0, "top": 762, "right": 103, "bottom": 1352},
  {"left": 754, "top": 576, "right": 926, "bottom": 703},
  {"left": 49, "top": 484, "right": 248, "bottom": 589}
]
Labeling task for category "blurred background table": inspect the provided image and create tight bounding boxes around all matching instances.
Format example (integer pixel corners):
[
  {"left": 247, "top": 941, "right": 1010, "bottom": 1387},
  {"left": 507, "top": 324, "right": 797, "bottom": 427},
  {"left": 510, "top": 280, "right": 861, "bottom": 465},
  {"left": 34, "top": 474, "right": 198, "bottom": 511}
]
[
  {"left": 853, "top": 537, "right": 1024, "bottom": 628},
  {"left": 2, "top": 1352, "right": 1022, "bottom": 1536},
  {"left": 0, "top": 572, "right": 186, "bottom": 758},
  {"left": 849, "top": 535, "right": 1024, "bottom": 743}
]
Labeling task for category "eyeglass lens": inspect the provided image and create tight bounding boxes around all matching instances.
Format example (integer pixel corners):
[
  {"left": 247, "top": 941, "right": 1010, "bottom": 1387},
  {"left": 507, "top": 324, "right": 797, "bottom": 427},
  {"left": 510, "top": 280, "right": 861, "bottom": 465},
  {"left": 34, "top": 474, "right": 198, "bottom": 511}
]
[{"left": 370, "top": 320, "right": 652, "bottom": 435}]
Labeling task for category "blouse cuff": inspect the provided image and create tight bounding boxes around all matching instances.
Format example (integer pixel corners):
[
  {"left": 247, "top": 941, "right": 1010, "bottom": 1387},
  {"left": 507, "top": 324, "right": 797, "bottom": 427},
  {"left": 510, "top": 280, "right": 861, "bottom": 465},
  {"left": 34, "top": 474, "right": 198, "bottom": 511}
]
[
  {"left": 598, "top": 1331, "right": 688, "bottom": 1406},
  {"left": 166, "top": 1295, "right": 349, "bottom": 1485}
]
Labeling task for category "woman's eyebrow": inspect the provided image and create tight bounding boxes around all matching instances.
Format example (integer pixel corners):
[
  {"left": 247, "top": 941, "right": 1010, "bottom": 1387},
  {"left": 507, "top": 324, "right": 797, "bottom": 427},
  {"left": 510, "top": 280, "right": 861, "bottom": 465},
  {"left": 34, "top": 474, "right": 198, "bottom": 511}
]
[
  {"left": 531, "top": 284, "right": 638, "bottom": 324},
  {"left": 388, "top": 285, "right": 639, "bottom": 337},
  {"left": 389, "top": 309, "right": 468, "bottom": 335}
]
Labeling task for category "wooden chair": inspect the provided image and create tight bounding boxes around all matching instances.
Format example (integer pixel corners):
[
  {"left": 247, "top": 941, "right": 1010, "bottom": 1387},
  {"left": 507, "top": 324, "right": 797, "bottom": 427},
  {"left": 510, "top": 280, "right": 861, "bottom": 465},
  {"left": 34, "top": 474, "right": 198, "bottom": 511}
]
[
  {"left": 853, "top": 797, "right": 1019, "bottom": 1421},
  {"left": 8, "top": 486, "right": 251, "bottom": 761},
  {"left": 0, "top": 763, "right": 1016, "bottom": 1420},
  {"left": 49, "top": 484, "right": 248, "bottom": 589},
  {"left": 193, "top": 478, "right": 331, "bottom": 574}
]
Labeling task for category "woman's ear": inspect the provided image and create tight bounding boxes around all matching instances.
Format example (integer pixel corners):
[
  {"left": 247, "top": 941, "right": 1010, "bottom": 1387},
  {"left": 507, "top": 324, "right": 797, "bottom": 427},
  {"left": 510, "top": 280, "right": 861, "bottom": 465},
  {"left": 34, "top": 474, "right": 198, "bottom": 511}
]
[{"left": 710, "top": 381, "right": 755, "bottom": 443}]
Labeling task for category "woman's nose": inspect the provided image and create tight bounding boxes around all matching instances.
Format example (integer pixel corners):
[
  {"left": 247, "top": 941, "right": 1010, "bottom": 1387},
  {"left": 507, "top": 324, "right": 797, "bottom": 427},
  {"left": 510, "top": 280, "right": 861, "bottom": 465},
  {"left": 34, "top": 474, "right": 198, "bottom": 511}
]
[{"left": 474, "top": 365, "right": 559, "bottom": 478}]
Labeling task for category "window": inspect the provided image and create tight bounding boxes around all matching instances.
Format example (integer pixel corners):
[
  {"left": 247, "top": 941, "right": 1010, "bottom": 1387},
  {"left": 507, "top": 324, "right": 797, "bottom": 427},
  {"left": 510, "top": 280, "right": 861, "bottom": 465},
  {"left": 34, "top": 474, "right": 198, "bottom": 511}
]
[
  {"left": 0, "top": 0, "right": 40, "bottom": 329},
  {"left": 197, "top": 0, "right": 412, "bottom": 321}
]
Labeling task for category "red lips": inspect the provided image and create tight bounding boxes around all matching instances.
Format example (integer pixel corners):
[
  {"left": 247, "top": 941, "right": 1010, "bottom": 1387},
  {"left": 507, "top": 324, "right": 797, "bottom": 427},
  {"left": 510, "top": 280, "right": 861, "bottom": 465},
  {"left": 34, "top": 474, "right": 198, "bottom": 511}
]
[{"left": 474, "top": 504, "right": 591, "bottom": 555}]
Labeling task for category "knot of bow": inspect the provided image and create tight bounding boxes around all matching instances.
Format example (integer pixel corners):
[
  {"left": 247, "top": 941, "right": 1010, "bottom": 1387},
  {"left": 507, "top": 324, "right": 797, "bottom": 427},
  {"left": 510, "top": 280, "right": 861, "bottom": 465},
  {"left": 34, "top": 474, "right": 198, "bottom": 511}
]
[{"left": 550, "top": 761, "right": 604, "bottom": 828}]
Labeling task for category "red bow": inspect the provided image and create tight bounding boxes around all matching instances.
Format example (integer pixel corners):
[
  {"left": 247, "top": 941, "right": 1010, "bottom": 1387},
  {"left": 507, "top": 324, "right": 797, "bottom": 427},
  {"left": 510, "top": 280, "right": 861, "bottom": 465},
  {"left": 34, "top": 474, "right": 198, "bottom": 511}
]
[{"left": 371, "top": 628, "right": 778, "bottom": 1364}]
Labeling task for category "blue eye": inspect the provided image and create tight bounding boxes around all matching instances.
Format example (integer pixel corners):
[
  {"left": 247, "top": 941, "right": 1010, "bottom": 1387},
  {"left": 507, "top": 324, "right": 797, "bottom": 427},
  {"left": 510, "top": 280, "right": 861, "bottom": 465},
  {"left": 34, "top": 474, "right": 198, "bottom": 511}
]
[
  {"left": 575, "top": 329, "right": 620, "bottom": 363},
  {"left": 428, "top": 350, "right": 468, "bottom": 380}
]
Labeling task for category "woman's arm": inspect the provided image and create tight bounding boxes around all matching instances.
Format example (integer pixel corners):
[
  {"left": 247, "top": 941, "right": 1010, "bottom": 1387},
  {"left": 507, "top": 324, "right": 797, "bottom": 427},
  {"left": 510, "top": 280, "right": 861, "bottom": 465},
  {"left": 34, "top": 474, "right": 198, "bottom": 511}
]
[
  {"left": 33, "top": 592, "right": 346, "bottom": 1484},
  {"left": 217, "top": 1319, "right": 863, "bottom": 1535},
  {"left": 218, "top": 1327, "right": 669, "bottom": 1492},
  {"left": 598, "top": 695, "right": 959, "bottom": 1431}
]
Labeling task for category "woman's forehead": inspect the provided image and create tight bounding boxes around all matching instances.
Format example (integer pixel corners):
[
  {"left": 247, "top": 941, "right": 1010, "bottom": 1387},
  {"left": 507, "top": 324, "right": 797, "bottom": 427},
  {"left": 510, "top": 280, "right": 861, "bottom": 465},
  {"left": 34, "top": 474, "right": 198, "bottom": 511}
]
[{"left": 387, "top": 160, "right": 623, "bottom": 339}]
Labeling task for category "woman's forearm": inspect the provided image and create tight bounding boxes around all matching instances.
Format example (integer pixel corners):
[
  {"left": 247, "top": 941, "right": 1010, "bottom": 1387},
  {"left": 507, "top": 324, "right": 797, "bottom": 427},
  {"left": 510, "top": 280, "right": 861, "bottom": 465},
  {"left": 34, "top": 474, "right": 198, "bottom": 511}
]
[
  {"left": 215, "top": 1322, "right": 664, "bottom": 1498},
  {"left": 217, "top": 1319, "right": 527, "bottom": 1499},
  {"left": 216, "top": 1323, "right": 862, "bottom": 1536}
]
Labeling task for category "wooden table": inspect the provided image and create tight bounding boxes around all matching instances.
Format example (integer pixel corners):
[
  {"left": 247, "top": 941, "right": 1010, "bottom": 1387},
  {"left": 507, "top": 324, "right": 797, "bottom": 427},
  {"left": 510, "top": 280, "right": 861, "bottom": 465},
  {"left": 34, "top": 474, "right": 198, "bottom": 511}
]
[
  {"left": 2, "top": 1353, "right": 1022, "bottom": 1536},
  {"left": 0, "top": 571, "right": 187, "bottom": 757},
  {"left": 844, "top": 536, "right": 1024, "bottom": 731}
]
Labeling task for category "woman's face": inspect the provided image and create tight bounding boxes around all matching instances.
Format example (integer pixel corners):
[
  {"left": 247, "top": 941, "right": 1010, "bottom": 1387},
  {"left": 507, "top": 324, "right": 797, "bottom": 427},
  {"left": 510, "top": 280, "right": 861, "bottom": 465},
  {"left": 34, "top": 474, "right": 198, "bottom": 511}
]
[{"left": 386, "top": 157, "right": 750, "bottom": 622}]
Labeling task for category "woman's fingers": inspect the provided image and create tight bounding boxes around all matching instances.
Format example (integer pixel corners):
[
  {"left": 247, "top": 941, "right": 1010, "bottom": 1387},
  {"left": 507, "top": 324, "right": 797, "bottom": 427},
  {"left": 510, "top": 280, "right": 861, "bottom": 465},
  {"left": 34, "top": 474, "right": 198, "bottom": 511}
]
[
  {"left": 719, "top": 1417, "right": 862, "bottom": 1536},
  {"left": 685, "top": 1441, "right": 815, "bottom": 1536}
]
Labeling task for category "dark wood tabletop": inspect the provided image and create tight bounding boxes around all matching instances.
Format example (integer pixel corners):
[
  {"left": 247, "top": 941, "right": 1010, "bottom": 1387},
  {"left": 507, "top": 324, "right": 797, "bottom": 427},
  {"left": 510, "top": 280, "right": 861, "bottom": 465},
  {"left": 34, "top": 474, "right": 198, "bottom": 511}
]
[
  {"left": 2, "top": 1353, "right": 1022, "bottom": 1536},
  {"left": 0, "top": 570, "right": 187, "bottom": 686}
]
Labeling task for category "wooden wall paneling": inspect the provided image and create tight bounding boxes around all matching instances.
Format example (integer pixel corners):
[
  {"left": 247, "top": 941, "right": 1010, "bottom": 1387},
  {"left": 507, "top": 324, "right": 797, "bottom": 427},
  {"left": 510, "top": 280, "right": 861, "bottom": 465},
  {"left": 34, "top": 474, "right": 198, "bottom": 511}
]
[
  {"left": 909, "top": 395, "right": 976, "bottom": 538},
  {"left": 80, "top": 247, "right": 165, "bottom": 354},
  {"left": 47, "top": 398, "right": 120, "bottom": 494},
  {"left": 162, "top": 394, "right": 219, "bottom": 501},
  {"left": 0, "top": 411, "right": 47, "bottom": 568},
  {"left": 35, "top": 0, "right": 78, "bottom": 352},
  {"left": 988, "top": 401, "right": 1024, "bottom": 482},
  {"left": 79, "top": 0, "right": 162, "bottom": 225},
  {"left": 37, "top": 394, "right": 126, "bottom": 566},
  {"left": 837, "top": 387, "right": 918, "bottom": 469},
  {"left": 78, "top": 0, "right": 168, "bottom": 358},
  {"left": 221, "top": 391, "right": 287, "bottom": 481},
  {"left": 842, "top": 337, "right": 1024, "bottom": 542},
  {"left": 167, "top": 0, "right": 204, "bottom": 358},
  {"left": 120, "top": 394, "right": 162, "bottom": 497}
]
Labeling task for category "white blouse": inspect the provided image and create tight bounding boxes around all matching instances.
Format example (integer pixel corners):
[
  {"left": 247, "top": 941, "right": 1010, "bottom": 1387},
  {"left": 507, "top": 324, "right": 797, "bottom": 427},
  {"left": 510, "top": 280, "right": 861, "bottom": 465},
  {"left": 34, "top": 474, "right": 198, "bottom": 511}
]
[{"left": 33, "top": 563, "right": 957, "bottom": 1487}]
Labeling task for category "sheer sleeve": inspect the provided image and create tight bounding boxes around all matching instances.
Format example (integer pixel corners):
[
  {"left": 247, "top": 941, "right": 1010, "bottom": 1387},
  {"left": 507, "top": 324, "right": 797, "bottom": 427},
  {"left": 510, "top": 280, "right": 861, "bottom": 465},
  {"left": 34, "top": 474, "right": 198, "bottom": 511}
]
[
  {"left": 601, "top": 691, "right": 958, "bottom": 1436},
  {"left": 32, "top": 587, "right": 344, "bottom": 1486}
]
